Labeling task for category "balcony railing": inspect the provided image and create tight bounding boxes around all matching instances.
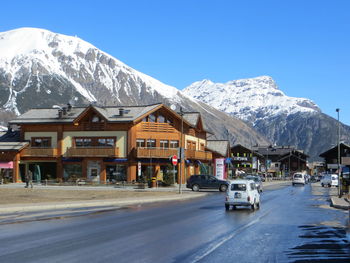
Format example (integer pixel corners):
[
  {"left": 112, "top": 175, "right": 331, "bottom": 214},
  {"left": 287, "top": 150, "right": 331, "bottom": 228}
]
[
  {"left": 65, "top": 147, "right": 119, "bottom": 157},
  {"left": 139, "top": 122, "right": 176, "bottom": 133},
  {"left": 135, "top": 147, "right": 178, "bottom": 158},
  {"left": 21, "top": 147, "right": 58, "bottom": 157},
  {"left": 186, "top": 149, "right": 212, "bottom": 160}
]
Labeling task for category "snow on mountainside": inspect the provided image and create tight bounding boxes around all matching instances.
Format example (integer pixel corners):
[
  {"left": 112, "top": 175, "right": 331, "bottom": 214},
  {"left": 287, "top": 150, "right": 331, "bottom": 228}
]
[
  {"left": 183, "top": 76, "right": 320, "bottom": 124},
  {"left": 0, "top": 27, "right": 180, "bottom": 114},
  {"left": 0, "top": 27, "right": 270, "bottom": 147}
]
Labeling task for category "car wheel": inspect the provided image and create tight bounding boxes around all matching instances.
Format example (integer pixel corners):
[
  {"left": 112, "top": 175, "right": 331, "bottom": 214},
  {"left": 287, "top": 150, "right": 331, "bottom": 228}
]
[
  {"left": 251, "top": 201, "right": 256, "bottom": 210},
  {"left": 321, "top": 183, "right": 324, "bottom": 187},
  {"left": 192, "top": 184, "right": 200, "bottom": 191},
  {"left": 328, "top": 184, "right": 331, "bottom": 187},
  {"left": 232, "top": 205, "right": 236, "bottom": 210},
  {"left": 219, "top": 184, "right": 228, "bottom": 192},
  {"left": 257, "top": 202, "right": 260, "bottom": 209},
  {"left": 225, "top": 204, "right": 230, "bottom": 211},
  {"left": 292, "top": 183, "right": 295, "bottom": 186}
]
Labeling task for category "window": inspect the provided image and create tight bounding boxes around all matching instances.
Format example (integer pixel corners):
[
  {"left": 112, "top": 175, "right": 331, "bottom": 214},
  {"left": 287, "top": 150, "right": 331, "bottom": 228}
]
[
  {"left": 200, "top": 143, "right": 205, "bottom": 151},
  {"left": 160, "top": 140, "right": 169, "bottom": 148},
  {"left": 167, "top": 118, "right": 174, "bottom": 125},
  {"left": 170, "top": 140, "right": 179, "bottom": 148},
  {"left": 231, "top": 184, "right": 246, "bottom": 191},
  {"left": 158, "top": 114, "right": 165, "bottom": 123},
  {"left": 63, "top": 164, "right": 82, "bottom": 182},
  {"left": 149, "top": 114, "right": 156, "bottom": 122},
  {"left": 136, "top": 139, "right": 145, "bottom": 147},
  {"left": 31, "top": 137, "right": 51, "bottom": 147},
  {"left": 91, "top": 115, "right": 100, "bottom": 123},
  {"left": 74, "top": 137, "right": 115, "bottom": 147},
  {"left": 146, "top": 139, "right": 156, "bottom": 148}
]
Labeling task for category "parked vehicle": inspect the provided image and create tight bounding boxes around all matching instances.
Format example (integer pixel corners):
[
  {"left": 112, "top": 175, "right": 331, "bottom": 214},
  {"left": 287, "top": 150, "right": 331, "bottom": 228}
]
[
  {"left": 245, "top": 175, "right": 263, "bottom": 192},
  {"left": 292, "top": 173, "right": 306, "bottom": 186},
  {"left": 225, "top": 179, "right": 260, "bottom": 211},
  {"left": 186, "top": 175, "right": 228, "bottom": 192},
  {"left": 321, "top": 174, "right": 338, "bottom": 187}
]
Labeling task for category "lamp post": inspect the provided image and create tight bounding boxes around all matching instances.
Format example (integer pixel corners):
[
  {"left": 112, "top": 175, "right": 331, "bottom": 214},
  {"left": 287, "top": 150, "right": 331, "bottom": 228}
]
[
  {"left": 336, "top": 108, "right": 341, "bottom": 197},
  {"left": 179, "top": 107, "right": 184, "bottom": 194}
]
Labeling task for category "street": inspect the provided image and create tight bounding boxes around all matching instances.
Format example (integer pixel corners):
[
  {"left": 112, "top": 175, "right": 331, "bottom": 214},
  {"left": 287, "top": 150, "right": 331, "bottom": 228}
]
[{"left": 0, "top": 183, "right": 348, "bottom": 263}]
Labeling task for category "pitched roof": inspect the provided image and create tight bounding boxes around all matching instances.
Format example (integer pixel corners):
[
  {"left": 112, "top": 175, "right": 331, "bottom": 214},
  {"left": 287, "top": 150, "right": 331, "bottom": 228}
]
[
  {"left": 319, "top": 142, "right": 350, "bottom": 157},
  {"left": 206, "top": 140, "right": 229, "bottom": 157},
  {"left": 9, "top": 104, "right": 162, "bottom": 124},
  {"left": 182, "top": 112, "right": 200, "bottom": 126},
  {"left": 0, "top": 142, "right": 28, "bottom": 151}
]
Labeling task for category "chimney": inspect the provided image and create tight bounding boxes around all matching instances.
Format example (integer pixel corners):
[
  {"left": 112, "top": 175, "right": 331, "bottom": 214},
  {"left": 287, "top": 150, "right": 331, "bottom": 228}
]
[
  {"left": 119, "top": 108, "right": 124, "bottom": 116},
  {"left": 62, "top": 107, "right": 67, "bottom": 115},
  {"left": 58, "top": 110, "right": 63, "bottom": 118},
  {"left": 67, "top": 103, "right": 72, "bottom": 112}
]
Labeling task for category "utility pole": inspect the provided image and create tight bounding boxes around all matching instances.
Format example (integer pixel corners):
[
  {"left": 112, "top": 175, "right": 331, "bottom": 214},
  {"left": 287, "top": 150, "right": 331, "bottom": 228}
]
[
  {"left": 179, "top": 107, "right": 184, "bottom": 194},
  {"left": 336, "top": 108, "right": 341, "bottom": 197}
]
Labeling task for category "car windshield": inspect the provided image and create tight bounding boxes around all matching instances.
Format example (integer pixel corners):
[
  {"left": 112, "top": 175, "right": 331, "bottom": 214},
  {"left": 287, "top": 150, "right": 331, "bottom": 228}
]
[
  {"left": 331, "top": 176, "right": 337, "bottom": 180},
  {"left": 246, "top": 176, "right": 259, "bottom": 182},
  {"left": 231, "top": 184, "right": 247, "bottom": 191},
  {"left": 294, "top": 174, "right": 302, "bottom": 179}
]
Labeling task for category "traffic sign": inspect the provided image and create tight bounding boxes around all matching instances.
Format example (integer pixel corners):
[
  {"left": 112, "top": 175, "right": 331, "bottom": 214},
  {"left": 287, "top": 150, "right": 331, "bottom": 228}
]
[{"left": 172, "top": 155, "right": 178, "bottom": 166}]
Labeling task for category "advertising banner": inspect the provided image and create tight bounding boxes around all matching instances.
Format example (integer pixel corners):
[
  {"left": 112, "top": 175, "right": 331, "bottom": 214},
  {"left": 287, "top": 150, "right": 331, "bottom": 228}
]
[{"left": 215, "top": 158, "right": 225, "bottom": 180}]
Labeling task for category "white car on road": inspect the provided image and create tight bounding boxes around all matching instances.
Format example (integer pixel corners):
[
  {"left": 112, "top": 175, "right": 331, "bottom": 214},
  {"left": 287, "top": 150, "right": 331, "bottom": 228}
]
[
  {"left": 225, "top": 179, "right": 260, "bottom": 211},
  {"left": 292, "top": 173, "right": 306, "bottom": 186},
  {"left": 321, "top": 174, "right": 338, "bottom": 187}
]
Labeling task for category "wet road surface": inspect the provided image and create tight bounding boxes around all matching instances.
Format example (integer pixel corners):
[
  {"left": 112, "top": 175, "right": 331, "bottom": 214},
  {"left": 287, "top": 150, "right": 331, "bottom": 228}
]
[{"left": 0, "top": 183, "right": 348, "bottom": 263}]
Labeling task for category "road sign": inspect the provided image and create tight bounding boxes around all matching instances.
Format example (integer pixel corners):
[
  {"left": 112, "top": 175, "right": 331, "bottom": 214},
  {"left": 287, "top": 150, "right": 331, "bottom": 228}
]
[
  {"left": 138, "top": 162, "right": 141, "bottom": 177},
  {"left": 172, "top": 155, "right": 178, "bottom": 166}
]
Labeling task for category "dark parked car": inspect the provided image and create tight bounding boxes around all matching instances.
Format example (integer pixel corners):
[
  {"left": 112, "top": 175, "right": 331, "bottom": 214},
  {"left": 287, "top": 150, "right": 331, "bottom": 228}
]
[{"left": 186, "top": 175, "right": 228, "bottom": 192}]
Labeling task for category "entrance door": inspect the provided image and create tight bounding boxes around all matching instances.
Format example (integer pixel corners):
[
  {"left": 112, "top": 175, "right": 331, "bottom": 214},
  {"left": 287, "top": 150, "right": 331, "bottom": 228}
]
[{"left": 87, "top": 161, "right": 100, "bottom": 182}]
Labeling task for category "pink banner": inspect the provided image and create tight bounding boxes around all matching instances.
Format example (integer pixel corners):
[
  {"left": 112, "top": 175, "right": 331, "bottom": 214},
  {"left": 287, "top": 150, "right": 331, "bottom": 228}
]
[{"left": 0, "top": 162, "right": 13, "bottom": 169}]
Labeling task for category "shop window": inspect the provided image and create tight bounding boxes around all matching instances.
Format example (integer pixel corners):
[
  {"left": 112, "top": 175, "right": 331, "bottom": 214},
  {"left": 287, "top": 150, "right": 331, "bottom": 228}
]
[
  {"left": 147, "top": 139, "right": 156, "bottom": 148},
  {"left": 160, "top": 140, "right": 169, "bottom": 148},
  {"left": 63, "top": 164, "right": 82, "bottom": 182},
  {"left": 136, "top": 139, "right": 146, "bottom": 147},
  {"left": 106, "top": 165, "right": 127, "bottom": 182},
  {"left": 170, "top": 140, "right": 179, "bottom": 148},
  {"left": 31, "top": 137, "right": 51, "bottom": 147}
]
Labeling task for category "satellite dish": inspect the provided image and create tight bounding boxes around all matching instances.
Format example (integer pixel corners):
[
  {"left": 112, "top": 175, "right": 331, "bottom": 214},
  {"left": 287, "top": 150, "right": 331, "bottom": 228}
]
[{"left": 170, "top": 104, "right": 176, "bottom": 111}]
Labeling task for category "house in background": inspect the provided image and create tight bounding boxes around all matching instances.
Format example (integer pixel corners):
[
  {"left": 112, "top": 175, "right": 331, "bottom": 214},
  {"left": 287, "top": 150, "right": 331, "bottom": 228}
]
[
  {"left": 319, "top": 143, "right": 350, "bottom": 172},
  {"left": 230, "top": 144, "right": 264, "bottom": 175}
]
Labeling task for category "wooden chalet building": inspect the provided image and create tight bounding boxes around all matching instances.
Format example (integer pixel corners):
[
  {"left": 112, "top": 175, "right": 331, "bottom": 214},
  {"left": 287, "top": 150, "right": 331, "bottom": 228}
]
[
  {"left": 1, "top": 103, "right": 212, "bottom": 184},
  {"left": 230, "top": 144, "right": 264, "bottom": 174},
  {"left": 319, "top": 143, "right": 350, "bottom": 172}
]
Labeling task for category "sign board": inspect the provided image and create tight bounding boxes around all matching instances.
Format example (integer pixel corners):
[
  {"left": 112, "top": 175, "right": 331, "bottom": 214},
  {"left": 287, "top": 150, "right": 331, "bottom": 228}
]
[
  {"left": 252, "top": 157, "right": 257, "bottom": 169},
  {"left": 172, "top": 155, "right": 178, "bottom": 166},
  {"left": 138, "top": 161, "right": 141, "bottom": 177},
  {"left": 215, "top": 158, "right": 225, "bottom": 180}
]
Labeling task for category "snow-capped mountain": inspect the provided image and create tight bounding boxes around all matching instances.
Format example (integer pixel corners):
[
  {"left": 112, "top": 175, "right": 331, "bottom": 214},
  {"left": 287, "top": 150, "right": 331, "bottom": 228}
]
[
  {"left": 0, "top": 27, "right": 269, "bottom": 147},
  {"left": 184, "top": 76, "right": 320, "bottom": 124},
  {"left": 184, "top": 77, "right": 350, "bottom": 160}
]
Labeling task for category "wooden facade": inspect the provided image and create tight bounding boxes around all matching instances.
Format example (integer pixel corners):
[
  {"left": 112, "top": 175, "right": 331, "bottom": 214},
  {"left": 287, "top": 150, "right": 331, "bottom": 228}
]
[{"left": 4, "top": 104, "right": 213, "bottom": 184}]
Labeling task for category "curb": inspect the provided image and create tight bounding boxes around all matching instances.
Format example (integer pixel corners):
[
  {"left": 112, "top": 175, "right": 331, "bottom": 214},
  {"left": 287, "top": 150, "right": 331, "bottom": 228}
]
[
  {"left": 0, "top": 192, "right": 208, "bottom": 214},
  {"left": 330, "top": 197, "right": 350, "bottom": 210}
]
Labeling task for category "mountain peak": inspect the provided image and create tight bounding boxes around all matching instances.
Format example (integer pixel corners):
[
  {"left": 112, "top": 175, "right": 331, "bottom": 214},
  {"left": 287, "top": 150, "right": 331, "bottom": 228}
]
[{"left": 183, "top": 76, "right": 320, "bottom": 123}]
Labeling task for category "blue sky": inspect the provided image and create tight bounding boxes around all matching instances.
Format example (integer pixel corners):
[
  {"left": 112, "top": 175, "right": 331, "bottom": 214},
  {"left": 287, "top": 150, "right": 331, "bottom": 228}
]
[{"left": 1, "top": 0, "right": 350, "bottom": 124}]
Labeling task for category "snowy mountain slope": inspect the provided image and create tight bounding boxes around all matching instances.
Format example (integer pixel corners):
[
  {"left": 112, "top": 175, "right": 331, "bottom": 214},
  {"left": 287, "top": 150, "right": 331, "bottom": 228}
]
[
  {"left": 184, "top": 77, "right": 350, "bottom": 160},
  {"left": 0, "top": 27, "right": 269, "bottom": 147},
  {"left": 183, "top": 76, "right": 320, "bottom": 124}
]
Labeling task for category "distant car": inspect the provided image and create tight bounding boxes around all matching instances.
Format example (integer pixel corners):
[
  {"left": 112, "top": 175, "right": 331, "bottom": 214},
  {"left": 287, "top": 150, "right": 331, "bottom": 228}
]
[
  {"left": 186, "top": 175, "right": 228, "bottom": 192},
  {"left": 225, "top": 179, "right": 261, "bottom": 211},
  {"left": 292, "top": 173, "right": 306, "bottom": 186},
  {"left": 321, "top": 174, "right": 338, "bottom": 187},
  {"left": 245, "top": 175, "right": 263, "bottom": 193}
]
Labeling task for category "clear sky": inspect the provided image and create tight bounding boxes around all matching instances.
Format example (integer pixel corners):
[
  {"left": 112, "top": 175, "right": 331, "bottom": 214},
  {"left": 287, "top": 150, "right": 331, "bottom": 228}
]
[{"left": 1, "top": 0, "right": 349, "bottom": 124}]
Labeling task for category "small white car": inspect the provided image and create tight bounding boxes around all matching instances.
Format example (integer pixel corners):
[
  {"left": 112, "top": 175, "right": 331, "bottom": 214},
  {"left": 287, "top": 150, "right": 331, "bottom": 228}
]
[
  {"left": 321, "top": 174, "right": 338, "bottom": 187},
  {"left": 225, "top": 179, "right": 260, "bottom": 211},
  {"left": 292, "top": 173, "right": 306, "bottom": 186}
]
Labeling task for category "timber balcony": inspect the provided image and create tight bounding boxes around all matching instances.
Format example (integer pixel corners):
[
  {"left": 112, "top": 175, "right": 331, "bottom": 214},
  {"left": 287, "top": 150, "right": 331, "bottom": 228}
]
[
  {"left": 21, "top": 147, "right": 58, "bottom": 157},
  {"left": 65, "top": 147, "right": 119, "bottom": 157},
  {"left": 139, "top": 122, "right": 176, "bottom": 133},
  {"left": 134, "top": 147, "right": 178, "bottom": 159},
  {"left": 185, "top": 149, "right": 212, "bottom": 161}
]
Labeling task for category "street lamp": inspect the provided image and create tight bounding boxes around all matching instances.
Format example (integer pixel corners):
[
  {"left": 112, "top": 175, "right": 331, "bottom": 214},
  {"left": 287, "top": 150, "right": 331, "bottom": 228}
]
[
  {"left": 336, "top": 108, "right": 341, "bottom": 197},
  {"left": 178, "top": 107, "right": 184, "bottom": 194}
]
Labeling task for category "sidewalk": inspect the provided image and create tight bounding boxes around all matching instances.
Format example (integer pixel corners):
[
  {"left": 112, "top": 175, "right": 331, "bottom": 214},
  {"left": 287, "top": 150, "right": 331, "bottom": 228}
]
[{"left": 330, "top": 196, "right": 350, "bottom": 210}]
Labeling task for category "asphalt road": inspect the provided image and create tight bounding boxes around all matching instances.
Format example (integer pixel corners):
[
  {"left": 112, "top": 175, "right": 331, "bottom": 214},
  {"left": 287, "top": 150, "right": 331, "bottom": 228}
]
[{"left": 0, "top": 183, "right": 348, "bottom": 263}]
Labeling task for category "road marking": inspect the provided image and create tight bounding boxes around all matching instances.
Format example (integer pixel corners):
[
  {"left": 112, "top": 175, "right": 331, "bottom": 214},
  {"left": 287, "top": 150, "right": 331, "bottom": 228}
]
[{"left": 191, "top": 210, "right": 270, "bottom": 263}]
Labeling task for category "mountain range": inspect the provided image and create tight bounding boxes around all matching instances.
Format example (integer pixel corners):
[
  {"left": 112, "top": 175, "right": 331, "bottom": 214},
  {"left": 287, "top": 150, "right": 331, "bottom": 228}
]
[
  {"left": 183, "top": 77, "right": 350, "bottom": 160},
  {"left": 0, "top": 27, "right": 348, "bottom": 160},
  {"left": 0, "top": 28, "right": 268, "bottom": 147}
]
